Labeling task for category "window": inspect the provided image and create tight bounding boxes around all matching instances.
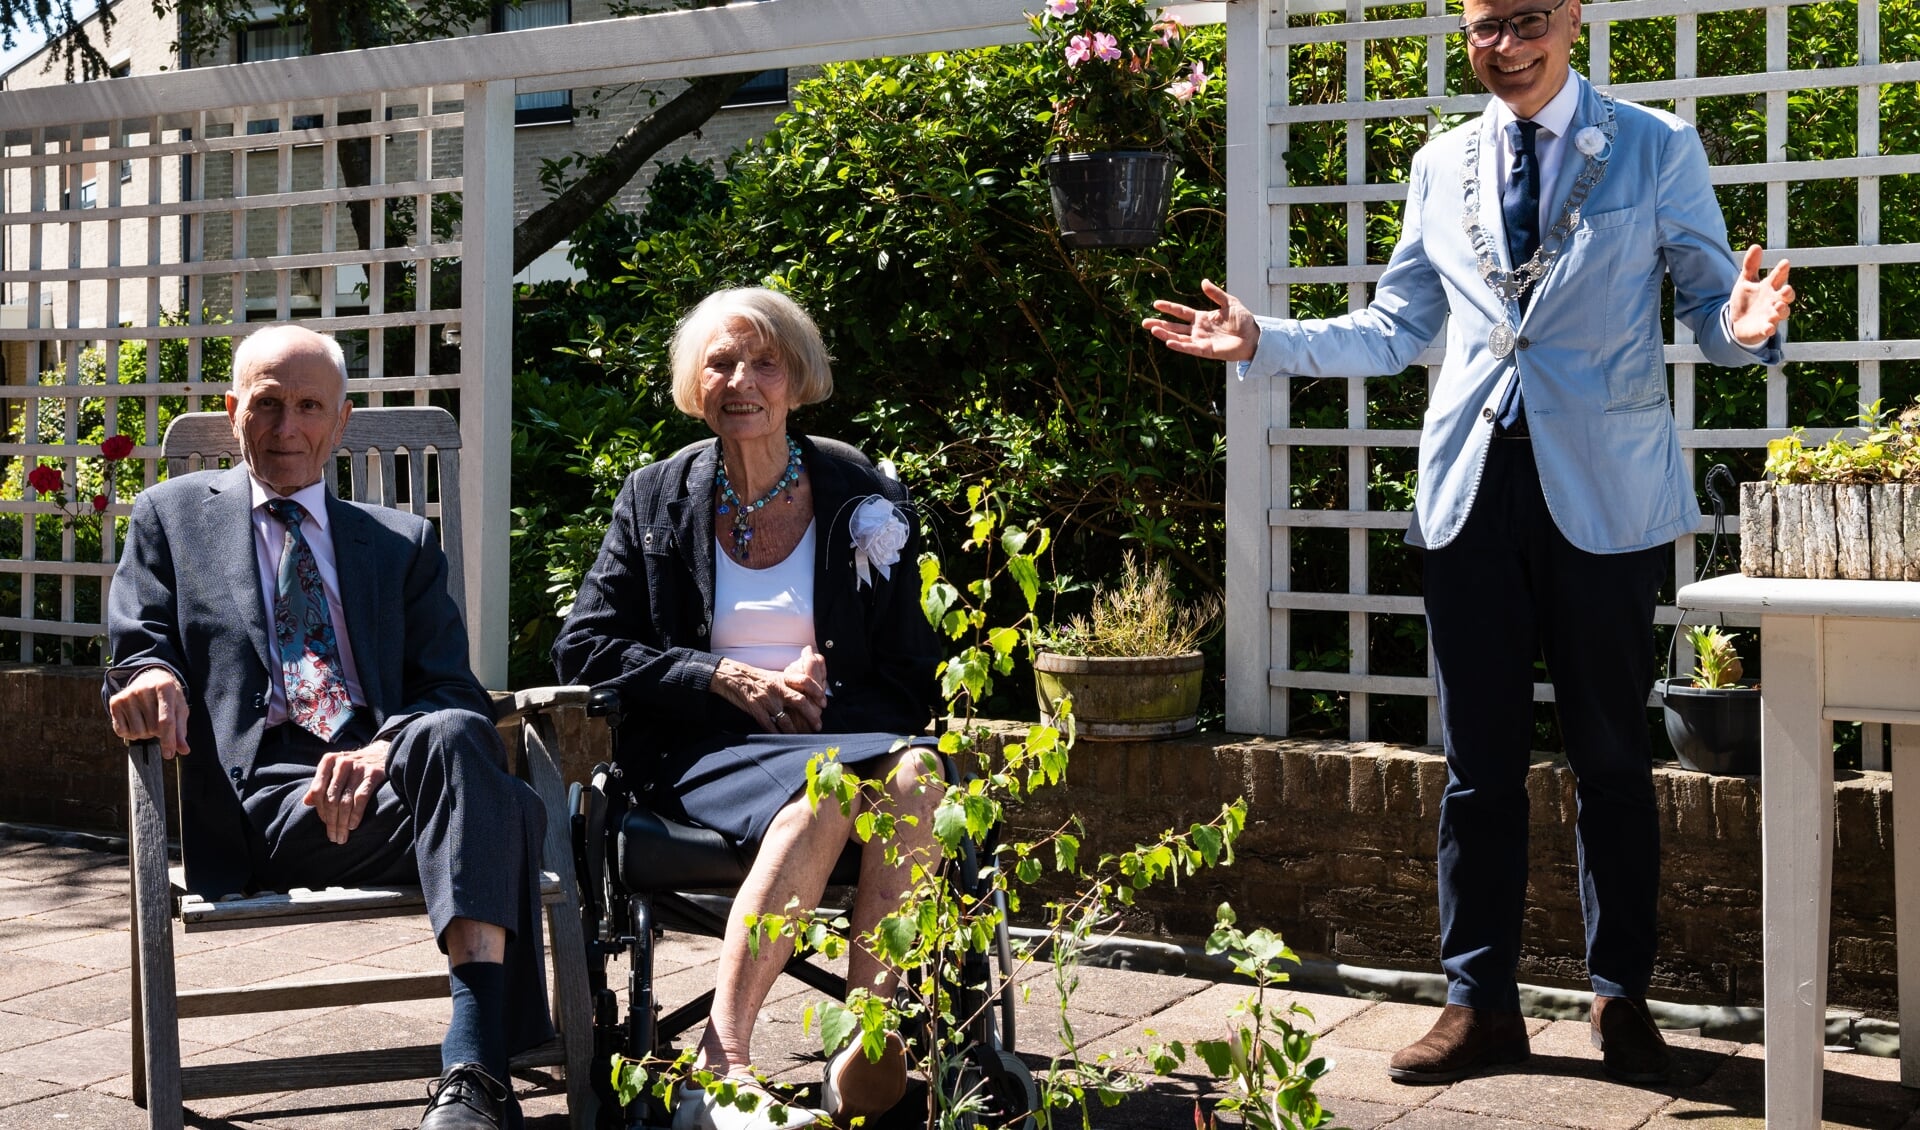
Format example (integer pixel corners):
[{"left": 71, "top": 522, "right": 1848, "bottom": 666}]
[
  {"left": 240, "top": 18, "right": 324, "bottom": 132},
  {"left": 494, "top": 0, "right": 573, "bottom": 125},
  {"left": 722, "top": 69, "right": 788, "bottom": 109},
  {"left": 78, "top": 180, "right": 98, "bottom": 209},
  {"left": 242, "top": 19, "right": 306, "bottom": 63}
]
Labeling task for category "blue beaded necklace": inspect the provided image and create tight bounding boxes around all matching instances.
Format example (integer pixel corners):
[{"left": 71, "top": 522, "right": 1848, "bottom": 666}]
[{"left": 715, "top": 434, "right": 803, "bottom": 562}]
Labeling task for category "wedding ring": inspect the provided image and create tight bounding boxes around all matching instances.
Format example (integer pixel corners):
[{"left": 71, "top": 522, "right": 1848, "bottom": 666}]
[{"left": 772, "top": 710, "right": 787, "bottom": 722}]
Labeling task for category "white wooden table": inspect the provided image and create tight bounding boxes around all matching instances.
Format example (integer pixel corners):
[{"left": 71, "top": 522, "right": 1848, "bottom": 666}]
[{"left": 1675, "top": 575, "right": 1920, "bottom": 1128}]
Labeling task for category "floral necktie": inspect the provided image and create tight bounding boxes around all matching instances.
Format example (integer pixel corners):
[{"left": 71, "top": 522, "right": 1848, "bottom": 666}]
[{"left": 264, "top": 498, "right": 353, "bottom": 741}]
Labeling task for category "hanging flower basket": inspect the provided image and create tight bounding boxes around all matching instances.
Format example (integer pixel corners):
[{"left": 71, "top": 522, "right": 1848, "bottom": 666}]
[{"left": 1042, "top": 150, "right": 1175, "bottom": 249}]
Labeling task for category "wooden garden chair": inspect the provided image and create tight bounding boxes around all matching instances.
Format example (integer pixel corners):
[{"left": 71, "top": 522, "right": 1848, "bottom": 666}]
[{"left": 125, "top": 407, "right": 596, "bottom": 1129}]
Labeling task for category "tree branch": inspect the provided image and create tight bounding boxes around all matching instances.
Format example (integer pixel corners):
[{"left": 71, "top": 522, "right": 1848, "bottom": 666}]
[{"left": 512, "top": 71, "right": 754, "bottom": 274}]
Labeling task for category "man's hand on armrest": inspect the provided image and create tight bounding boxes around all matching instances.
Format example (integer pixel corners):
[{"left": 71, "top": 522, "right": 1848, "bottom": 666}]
[
  {"left": 108, "top": 667, "right": 191, "bottom": 758},
  {"left": 304, "top": 741, "right": 391, "bottom": 845}
]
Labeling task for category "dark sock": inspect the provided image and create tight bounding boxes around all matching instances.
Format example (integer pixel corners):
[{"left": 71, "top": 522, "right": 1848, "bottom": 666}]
[{"left": 445, "top": 960, "right": 512, "bottom": 1086}]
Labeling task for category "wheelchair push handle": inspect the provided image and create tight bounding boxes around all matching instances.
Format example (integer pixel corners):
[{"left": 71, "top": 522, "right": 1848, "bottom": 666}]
[{"left": 586, "top": 686, "right": 622, "bottom": 719}]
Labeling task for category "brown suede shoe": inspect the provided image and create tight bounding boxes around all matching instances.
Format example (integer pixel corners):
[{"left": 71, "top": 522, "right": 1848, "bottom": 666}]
[
  {"left": 1387, "top": 1003, "right": 1530, "bottom": 1084},
  {"left": 1590, "top": 995, "right": 1671, "bottom": 1084}
]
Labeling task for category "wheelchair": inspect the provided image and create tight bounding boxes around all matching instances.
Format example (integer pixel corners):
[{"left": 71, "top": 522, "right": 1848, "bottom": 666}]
[{"left": 568, "top": 687, "right": 1038, "bottom": 1129}]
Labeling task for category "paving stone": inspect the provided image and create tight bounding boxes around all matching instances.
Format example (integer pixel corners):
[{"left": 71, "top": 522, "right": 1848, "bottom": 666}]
[
  {"left": 0, "top": 953, "right": 99, "bottom": 1003},
  {"left": 1299, "top": 1043, "right": 1443, "bottom": 1111},
  {"left": 172, "top": 941, "right": 330, "bottom": 991},
  {"left": 4, "top": 968, "right": 127, "bottom": 1026},
  {"left": 0, "top": 879, "right": 121, "bottom": 919},
  {"left": 0, "top": 1025, "right": 199, "bottom": 1087},
  {"left": 0, "top": 1070, "right": 65, "bottom": 1111},
  {"left": 18, "top": 895, "right": 132, "bottom": 936},
  {"left": 0, "top": 917, "right": 115, "bottom": 954},
  {"left": 268, "top": 917, "right": 437, "bottom": 963},
  {"left": 1386, "top": 1108, "right": 1566, "bottom": 1129},
  {"left": 14, "top": 928, "right": 136, "bottom": 973},
  {"left": 238, "top": 1006, "right": 447, "bottom": 1061},
  {"left": 0, "top": 1006, "right": 86, "bottom": 1054},
  {"left": 0, "top": 1083, "right": 150, "bottom": 1128}
]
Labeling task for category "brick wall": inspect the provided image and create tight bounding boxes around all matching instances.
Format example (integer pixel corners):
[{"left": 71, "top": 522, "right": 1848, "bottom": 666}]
[
  {"left": 6, "top": 665, "right": 1895, "bottom": 1017},
  {"left": 1006, "top": 732, "right": 1896, "bottom": 1019}
]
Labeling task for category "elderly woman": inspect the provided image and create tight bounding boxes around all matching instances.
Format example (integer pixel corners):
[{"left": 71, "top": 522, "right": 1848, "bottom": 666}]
[{"left": 552, "top": 287, "right": 944, "bottom": 1130}]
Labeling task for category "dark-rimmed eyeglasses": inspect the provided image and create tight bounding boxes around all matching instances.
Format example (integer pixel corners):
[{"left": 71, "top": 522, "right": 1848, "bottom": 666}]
[{"left": 1458, "top": 0, "right": 1570, "bottom": 48}]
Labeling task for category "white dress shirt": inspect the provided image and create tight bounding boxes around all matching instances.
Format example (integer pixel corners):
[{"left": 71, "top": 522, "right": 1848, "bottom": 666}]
[
  {"left": 249, "top": 475, "right": 368, "bottom": 727},
  {"left": 1486, "top": 68, "right": 1582, "bottom": 240}
]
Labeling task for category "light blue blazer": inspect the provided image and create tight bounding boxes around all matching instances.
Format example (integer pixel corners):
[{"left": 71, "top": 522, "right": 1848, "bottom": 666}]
[{"left": 1244, "top": 73, "right": 1781, "bottom": 554}]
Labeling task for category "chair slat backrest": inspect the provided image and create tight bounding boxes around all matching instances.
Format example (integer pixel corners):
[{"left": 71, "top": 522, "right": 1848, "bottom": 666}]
[{"left": 158, "top": 407, "right": 466, "bottom": 610}]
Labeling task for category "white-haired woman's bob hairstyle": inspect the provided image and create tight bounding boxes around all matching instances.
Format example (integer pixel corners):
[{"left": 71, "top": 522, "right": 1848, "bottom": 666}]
[{"left": 669, "top": 287, "right": 834, "bottom": 417}]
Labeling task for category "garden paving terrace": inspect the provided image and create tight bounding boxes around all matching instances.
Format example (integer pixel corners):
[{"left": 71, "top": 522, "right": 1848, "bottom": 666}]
[{"left": 0, "top": 836, "right": 1914, "bottom": 1129}]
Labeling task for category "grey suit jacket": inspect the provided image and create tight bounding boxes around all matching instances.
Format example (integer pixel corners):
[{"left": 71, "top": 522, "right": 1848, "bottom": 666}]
[{"left": 104, "top": 464, "right": 490, "bottom": 895}]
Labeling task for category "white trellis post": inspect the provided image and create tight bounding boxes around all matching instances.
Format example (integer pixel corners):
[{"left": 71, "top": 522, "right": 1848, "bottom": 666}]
[{"left": 459, "top": 80, "right": 516, "bottom": 690}]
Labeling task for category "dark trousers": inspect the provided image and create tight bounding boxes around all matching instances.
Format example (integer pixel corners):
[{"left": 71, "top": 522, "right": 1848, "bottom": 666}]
[
  {"left": 242, "top": 709, "right": 556, "bottom": 1053},
  {"left": 1422, "top": 436, "right": 1666, "bottom": 1011}
]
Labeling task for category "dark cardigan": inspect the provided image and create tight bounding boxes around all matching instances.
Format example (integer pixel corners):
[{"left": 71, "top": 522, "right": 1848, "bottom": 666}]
[{"left": 551, "top": 434, "right": 943, "bottom": 773}]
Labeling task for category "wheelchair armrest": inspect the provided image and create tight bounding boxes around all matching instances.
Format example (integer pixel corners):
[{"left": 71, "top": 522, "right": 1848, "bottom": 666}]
[{"left": 492, "top": 684, "right": 592, "bottom": 724}]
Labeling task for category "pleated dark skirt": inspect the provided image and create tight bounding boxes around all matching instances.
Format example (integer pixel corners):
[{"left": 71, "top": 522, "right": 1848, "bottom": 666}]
[{"left": 650, "top": 730, "right": 932, "bottom": 850}]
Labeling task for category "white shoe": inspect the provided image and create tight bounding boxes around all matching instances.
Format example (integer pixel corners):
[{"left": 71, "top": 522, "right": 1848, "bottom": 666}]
[
  {"left": 821, "top": 1032, "right": 908, "bottom": 1124},
  {"left": 671, "top": 1080, "right": 819, "bottom": 1130}
]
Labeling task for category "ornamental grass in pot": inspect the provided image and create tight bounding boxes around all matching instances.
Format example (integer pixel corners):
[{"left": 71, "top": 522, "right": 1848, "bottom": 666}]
[
  {"left": 1035, "top": 553, "right": 1219, "bottom": 740},
  {"left": 1657, "top": 625, "right": 1761, "bottom": 776}
]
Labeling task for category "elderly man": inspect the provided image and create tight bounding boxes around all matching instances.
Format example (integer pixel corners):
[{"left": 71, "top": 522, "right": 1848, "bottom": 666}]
[
  {"left": 1146, "top": 0, "right": 1793, "bottom": 1088},
  {"left": 104, "top": 324, "right": 551, "bottom": 1130}
]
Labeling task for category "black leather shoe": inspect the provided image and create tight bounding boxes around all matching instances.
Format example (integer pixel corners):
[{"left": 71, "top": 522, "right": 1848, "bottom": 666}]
[
  {"left": 420, "top": 1062, "right": 510, "bottom": 1129},
  {"left": 1387, "top": 1003, "right": 1530, "bottom": 1084},
  {"left": 1590, "top": 995, "right": 1671, "bottom": 1084}
]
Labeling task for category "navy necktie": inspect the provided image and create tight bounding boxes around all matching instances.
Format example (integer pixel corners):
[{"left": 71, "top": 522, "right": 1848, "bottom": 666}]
[
  {"left": 264, "top": 498, "right": 353, "bottom": 741},
  {"left": 1495, "top": 119, "right": 1542, "bottom": 434},
  {"left": 1503, "top": 120, "right": 1542, "bottom": 268}
]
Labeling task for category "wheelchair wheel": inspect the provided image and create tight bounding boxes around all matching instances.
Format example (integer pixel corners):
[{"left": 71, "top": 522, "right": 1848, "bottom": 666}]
[{"left": 949, "top": 1047, "right": 1038, "bottom": 1130}]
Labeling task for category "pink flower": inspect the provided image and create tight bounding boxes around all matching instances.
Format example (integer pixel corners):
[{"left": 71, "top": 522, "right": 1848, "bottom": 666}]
[
  {"left": 92, "top": 494, "right": 108, "bottom": 513},
  {"left": 100, "top": 433, "right": 133, "bottom": 461},
  {"left": 1045, "top": 0, "right": 1078, "bottom": 16},
  {"left": 1168, "top": 79, "right": 1196, "bottom": 102},
  {"left": 1092, "top": 31, "right": 1121, "bottom": 61},
  {"left": 1157, "top": 16, "right": 1183, "bottom": 45},
  {"left": 26, "top": 465, "right": 63, "bottom": 495},
  {"left": 1189, "top": 60, "right": 1210, "bottom": 90},
  {"left": 1065, "top": 34, "right": 1092, "bottom": 66}
]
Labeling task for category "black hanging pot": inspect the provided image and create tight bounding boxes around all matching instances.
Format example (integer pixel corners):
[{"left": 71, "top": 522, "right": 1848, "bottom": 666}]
[
  {"left": 1656, "top": 678, "right": 1761, "bottom": 776},
  {"left": 1041, "top": 150, "right": 1176, "bottom": 249}
]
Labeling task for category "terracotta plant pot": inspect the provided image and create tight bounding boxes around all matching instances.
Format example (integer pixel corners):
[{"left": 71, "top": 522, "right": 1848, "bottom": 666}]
[
  {"left": 1033, "top": 650, "right": 1204, "bottom": 741},
  {"left": 1041, "top": 150, "right": 1175, "bottom": 249},
  {"left": 1657, "top": 677, "right": 1761, "bottom": 775}
]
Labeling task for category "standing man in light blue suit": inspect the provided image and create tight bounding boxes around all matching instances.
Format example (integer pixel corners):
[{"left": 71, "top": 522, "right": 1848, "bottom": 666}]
[{"left": 1146, "top": 0, "right": 1794, "bottom": 1087}]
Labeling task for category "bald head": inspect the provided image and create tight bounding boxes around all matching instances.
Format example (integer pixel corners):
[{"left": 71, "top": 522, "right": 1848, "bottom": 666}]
[{"left": 225, "top": 324, "right": 353, "bottom": 496}]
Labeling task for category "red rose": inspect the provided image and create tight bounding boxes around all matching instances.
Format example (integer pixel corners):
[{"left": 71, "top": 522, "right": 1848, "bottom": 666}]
[
  {"left": 100, "top": 434, "right": 134, "bottom": 461},
  {"left": 92, "top": 494, "right": 109, "bottom": 512},
  {"left": 26, "top": 465, "right": 63, "bottom": 494}
]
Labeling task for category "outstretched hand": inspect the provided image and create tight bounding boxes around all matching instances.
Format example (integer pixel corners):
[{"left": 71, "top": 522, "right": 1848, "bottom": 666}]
[
  {"left": 1142, "top": 278, "right": 1260, "bottom": 363},
  {"left": 1729, "top": 244, "right": 1794, "bottom": 349}
]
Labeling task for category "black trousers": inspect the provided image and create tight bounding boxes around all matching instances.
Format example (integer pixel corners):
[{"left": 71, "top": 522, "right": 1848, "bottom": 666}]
[
  {"left": 242, "top": 709, "right": 556, "bottom": 1054},
  {"left": 1422, "top": 436, "right": 1666, "bottom": 1011}
]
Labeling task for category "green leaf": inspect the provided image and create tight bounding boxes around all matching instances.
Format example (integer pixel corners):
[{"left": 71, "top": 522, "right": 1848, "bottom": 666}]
[
  {"left": 1193, "top": 1038, "right": 1234, "bottom": 1076},
  {"left": 819, "top": 1002, "right": 859, "bottom": 1056}
]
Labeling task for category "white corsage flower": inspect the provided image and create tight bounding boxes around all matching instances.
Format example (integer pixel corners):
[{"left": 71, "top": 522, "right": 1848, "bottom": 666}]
[
  {"left": 850, "top": 496, "right": 909, "bottom": 589},
  {"left": 1574, "top": 126, "right": 1608, "bottom": 159}
]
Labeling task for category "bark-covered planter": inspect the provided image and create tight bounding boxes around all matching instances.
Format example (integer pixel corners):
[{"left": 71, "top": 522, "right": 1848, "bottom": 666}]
[{"left": 1739, "top": 481, "right": 1920, "bottom": 580}]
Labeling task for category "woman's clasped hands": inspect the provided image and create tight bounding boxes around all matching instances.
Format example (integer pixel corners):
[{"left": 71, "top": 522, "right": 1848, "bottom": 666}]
[{"left": 712, "top": 645, "right": 828, "bottom": 734}]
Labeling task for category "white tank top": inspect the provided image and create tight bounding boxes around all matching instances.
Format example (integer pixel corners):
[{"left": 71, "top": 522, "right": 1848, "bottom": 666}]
[{"left": 711, "top": 520, "right": 818, "bottom": 671}]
